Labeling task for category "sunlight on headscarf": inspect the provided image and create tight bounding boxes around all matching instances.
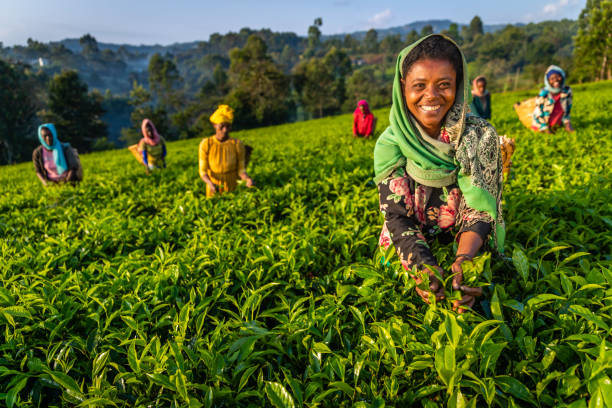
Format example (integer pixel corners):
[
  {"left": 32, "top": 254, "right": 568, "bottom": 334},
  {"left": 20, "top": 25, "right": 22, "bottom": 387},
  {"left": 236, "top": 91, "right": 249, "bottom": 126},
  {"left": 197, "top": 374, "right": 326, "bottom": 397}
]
[{"left": 210, "top": 105, "right": 234, "bottom": 125}]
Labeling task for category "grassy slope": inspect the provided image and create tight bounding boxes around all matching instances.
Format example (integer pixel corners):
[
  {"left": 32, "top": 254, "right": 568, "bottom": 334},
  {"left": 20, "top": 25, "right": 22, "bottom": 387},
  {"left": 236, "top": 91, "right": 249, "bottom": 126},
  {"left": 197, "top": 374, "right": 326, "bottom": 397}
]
[{"left": 0, "top": 81, "right": 611, "bottom": 406}]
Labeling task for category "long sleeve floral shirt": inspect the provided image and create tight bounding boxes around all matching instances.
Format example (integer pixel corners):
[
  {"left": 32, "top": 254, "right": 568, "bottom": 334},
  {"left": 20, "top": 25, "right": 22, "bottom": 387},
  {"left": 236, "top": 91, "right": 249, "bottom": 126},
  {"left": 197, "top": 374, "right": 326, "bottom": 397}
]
[{"left": 378, "top": 166, "right": 492, "bottom": 272}]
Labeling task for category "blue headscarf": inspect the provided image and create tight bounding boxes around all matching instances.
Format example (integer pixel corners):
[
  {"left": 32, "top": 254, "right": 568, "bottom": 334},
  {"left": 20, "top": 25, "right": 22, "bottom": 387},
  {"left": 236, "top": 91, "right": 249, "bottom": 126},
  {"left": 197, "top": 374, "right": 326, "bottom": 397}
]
[
  {"left": 38, "top": 123, "right": 68, "bottom": 175},
  {"left": 544, "top": 65, "right": 565, "bottom": 94}
]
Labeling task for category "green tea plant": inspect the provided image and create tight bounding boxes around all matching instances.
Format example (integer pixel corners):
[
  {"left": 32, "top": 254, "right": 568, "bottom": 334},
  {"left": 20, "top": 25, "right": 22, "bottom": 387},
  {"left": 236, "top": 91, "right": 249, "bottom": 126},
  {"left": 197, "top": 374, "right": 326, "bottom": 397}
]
[{"left": 0, "top": 81, "right": 611, "bottom": 407}]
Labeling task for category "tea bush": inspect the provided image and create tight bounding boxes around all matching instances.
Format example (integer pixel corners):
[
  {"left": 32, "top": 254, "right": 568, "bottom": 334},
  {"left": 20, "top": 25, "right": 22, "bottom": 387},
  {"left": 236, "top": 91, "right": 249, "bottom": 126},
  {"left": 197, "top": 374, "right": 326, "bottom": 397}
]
[{"left": 0, "top": 81, "right": 611, "bottom": 407}]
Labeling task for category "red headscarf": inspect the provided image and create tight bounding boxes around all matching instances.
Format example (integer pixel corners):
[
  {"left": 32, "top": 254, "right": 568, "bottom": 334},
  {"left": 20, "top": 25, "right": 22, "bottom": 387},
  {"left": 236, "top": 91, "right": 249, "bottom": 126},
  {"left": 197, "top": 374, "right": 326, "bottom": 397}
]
[
  {"left": 355, "top": 99, "right": 371, "bottom": 115},
  {"left": 141, "top": 119, "right": 161, "bottom": 146}
]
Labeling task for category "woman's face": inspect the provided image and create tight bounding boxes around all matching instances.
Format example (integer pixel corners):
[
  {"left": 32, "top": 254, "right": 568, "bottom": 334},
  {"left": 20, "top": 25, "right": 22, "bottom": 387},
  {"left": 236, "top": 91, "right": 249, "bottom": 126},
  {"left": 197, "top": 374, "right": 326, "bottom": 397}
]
[
  {"left": 476, "top": 79, "right": 486, "bottom": 94},
  {"left": 145, "top": 124, "right": 154, "bottom": 138},
  {"left": 359, "top": 105, "right": 365, "bottom": 113},
  {"left": 402, "top": 58, "right": 457, "bottom": 136},
  {"left": 41, "top": 127, "right": 54, "bottom": 147},
  {"left": 214, "top": 122, "right": 231, "bottom": 139},
  {"left": 548, "top": 73, "right": 563, "bottom": 89}
]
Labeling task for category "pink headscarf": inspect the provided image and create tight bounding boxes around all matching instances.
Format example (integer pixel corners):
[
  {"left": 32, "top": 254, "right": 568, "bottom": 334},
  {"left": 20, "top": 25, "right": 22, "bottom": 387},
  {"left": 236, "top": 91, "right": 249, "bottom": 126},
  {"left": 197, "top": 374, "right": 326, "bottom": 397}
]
[
  {"left": 355, "top": 99, "right": 371, "bottom": 116},
  {"left": 471, "top": 76, "right": 489, "bottom": 98},
  {"left": 141, "top": 119, "right": 161, "bottom": 146}
]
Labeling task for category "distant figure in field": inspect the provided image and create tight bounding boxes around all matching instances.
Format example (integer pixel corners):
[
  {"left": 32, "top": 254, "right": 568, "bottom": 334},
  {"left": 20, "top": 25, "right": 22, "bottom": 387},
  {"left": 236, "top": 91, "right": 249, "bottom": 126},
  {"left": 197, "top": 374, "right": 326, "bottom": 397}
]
[
  {"left": 33, "top": 124, "right": 82, "bottom": 186},
  {"left": 374, "top": 35, "right": 504, "bottom": 313},
  {"left": 469, "top": 75, "right": 491, "bottom": 120},
  {"left": 138, "top": 119, "right": 167, "bottom": 172},
  {"left": 199, "top": 105, "right": 254, "bottom": 197},
  {"left": 532, "top": 65, "right": 574, "bottom": 133},
  {"left": 353, "top": 100, "right": 376, "bottom": 139}
]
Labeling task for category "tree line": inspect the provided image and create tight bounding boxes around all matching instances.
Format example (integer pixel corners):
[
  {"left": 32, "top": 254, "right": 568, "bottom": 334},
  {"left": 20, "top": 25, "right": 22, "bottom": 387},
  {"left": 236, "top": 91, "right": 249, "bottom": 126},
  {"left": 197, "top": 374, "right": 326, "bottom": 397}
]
[{"left": 0, "top": 0, "right": 610, "bottom": 165}]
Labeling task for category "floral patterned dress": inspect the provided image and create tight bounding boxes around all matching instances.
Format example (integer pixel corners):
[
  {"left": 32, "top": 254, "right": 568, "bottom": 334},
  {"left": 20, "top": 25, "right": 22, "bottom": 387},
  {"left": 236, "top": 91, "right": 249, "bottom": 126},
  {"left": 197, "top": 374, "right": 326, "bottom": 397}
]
[{"left": 378, "top": 165, "right": 493, "bottom": 273}]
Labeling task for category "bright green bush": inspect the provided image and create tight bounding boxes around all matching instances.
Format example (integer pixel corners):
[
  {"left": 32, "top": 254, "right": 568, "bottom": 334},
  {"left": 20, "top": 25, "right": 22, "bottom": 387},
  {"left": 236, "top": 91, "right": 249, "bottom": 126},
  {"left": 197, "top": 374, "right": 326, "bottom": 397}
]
[{"left": 0, "top": 81, "right": 611, "bottom": 407}]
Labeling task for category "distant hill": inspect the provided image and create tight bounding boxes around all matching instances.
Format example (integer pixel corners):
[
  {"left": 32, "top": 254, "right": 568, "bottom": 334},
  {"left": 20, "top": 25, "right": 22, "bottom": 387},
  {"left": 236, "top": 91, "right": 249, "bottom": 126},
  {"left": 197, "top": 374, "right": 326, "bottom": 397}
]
[{"left": 324, "top": 19, "right": 516, "bottom": 40}]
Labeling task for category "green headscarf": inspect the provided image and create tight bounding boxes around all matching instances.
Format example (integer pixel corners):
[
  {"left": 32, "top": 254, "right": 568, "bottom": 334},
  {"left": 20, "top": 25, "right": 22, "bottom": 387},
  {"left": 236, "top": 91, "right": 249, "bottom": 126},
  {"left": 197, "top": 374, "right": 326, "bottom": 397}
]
[{"left": 373, "top": 34, "right": 505, "bottom": 251}]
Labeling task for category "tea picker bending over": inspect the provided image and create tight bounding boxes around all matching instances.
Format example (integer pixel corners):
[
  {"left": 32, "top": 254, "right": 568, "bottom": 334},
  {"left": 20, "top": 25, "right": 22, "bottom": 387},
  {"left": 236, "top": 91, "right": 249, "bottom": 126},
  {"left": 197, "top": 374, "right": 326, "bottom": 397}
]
[
  {"left": 138, "top": 119, "right": 167, "bottom": 172},
  {"left": 199, "top": 105, "right": 254, "bottom": 198},
  {"left": 33, "top": 124, "right": 83, "bottom": 186},
  {"left": 374, "top": 35, "right": 505, "bottom": 313},
  {"left": 532, "top": 65, "right": 574, "bottom": 133}
]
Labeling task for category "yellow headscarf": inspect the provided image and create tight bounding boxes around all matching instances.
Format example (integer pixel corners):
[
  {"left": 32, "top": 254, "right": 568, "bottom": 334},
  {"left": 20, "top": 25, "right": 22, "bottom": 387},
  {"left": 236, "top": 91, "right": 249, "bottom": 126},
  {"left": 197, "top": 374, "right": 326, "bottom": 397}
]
[{"left": 210, "top": 105, "right": 234, "bottom": 125}]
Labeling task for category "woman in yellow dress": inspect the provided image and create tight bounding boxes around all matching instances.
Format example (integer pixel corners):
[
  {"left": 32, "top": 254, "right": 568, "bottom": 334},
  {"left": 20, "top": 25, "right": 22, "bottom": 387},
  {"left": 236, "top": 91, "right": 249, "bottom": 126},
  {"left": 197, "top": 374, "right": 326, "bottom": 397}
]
[{"left": 199, "top": 105, "right": 254, "bottom": 197}]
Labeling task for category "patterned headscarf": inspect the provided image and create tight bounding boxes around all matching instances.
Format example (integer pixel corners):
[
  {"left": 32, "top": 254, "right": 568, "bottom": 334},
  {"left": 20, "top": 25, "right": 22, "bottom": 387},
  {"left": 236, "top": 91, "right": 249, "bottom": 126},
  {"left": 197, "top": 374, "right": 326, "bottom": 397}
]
[
  {"left": 373, "top": 34, "right": 505, "bottom": 251},
  {"left": 544, "top": 65, "right": 565, "bottom": 94}
]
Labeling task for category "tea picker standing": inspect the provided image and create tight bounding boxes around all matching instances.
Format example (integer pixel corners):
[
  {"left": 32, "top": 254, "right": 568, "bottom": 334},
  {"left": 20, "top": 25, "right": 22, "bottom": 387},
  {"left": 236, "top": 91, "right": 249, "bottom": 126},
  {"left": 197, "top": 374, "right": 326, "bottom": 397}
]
[
  {"left": 374, "top": 35, "right": 505, "bottom": 313},
  {"left": 532, "top": 65, "right": 574, "bottom": 133},
  {"left": 199, "top": 105, "right": 254, "bottom": 197},
  {"left": 469, "top": 75, "right": 491, "bottom": 120},
  {"left": 33, "top": 124, "right": 83, "bottom": 186},
  {"left": 353, "top": 100, "right": 377, "bottom": 138}
]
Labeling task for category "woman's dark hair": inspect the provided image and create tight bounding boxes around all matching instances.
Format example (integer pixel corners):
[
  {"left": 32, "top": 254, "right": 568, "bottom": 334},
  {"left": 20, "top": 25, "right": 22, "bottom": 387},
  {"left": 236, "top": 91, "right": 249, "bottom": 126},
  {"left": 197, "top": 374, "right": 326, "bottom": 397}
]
[
  {"left": 476, "top": 77, "right": 487, "bottom": 86},
  {"left": 401, "top": 36, "right": 463, "bottom": 86}
]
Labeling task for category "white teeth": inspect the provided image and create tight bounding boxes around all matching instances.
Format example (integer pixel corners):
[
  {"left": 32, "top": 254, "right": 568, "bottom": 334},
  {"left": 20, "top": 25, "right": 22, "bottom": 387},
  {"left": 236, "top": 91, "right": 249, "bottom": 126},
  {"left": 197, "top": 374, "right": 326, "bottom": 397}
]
[{"left": 420, "top": 105, "right": 440, "bottom": 112}]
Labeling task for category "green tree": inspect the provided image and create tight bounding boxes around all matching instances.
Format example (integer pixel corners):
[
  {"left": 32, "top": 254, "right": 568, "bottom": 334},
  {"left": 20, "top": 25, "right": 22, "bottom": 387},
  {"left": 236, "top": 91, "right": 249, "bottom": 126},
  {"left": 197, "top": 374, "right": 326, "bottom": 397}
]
[
  {"left": 79, "top": 33, "right": 99, "bottom": 55},
  {"left": 442, "top": 23, "right": 463, "bottom": 44},
  {"left": 405, "top": 30, "right": 419, "bottom": 45},
  {"left": 305, "top": 18, "right": 323, "bottom": 57},
  {"left": 0, "top": 60, "right": 40, "bottom": 164},
  {"left": 364, "top": 29, "right": 379, "bottom": 53},
  {"left": 574, "top": 0, "right": 612, "bottom": 81},
  {"left": 148, "top": 53, "right": 183, "bottom": 110},
  {"left": 226, "top": 35, "right": 291, "bottom": 127},
  {"left": 420, "top": 25, "right": 434, "bottom": 37},
  {"left": 294, "top": 47, "right": 351, "bottom": 118},
  {"left": 120, "top": 81, "right": 171, "bottom": 145},
  {"left": 40, "top": 70, "right": 107, "bottom": 152},
  {"left": 463, "top": 16, "right": 484, "bottom": 43},
  {"left": 380, "top": 34, "right": 403, "bottom": 54},
  {"left": 344, "top": 66, "right": 390, "bottom": 112}
]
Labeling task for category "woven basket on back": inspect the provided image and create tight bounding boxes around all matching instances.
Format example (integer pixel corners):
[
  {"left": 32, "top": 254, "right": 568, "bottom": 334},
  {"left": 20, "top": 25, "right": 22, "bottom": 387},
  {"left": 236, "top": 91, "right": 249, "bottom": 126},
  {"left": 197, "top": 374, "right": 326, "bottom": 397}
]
[
  {"left": 513, "top": 97, "right": 536, "bottom": 129},
  {"left": 128, "top": 144, "right": 144, "bottom": 165}
]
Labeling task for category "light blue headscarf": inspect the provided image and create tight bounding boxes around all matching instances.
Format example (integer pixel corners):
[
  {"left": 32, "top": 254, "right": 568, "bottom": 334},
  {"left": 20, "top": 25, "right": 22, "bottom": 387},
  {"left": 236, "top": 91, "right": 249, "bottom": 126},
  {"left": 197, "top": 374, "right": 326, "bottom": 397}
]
[
  {"left": 38, "top": 123, "right": 68, "bottom": 175},
  {"left": 544, "top": 65, "right": 565, "bottom": 94}
]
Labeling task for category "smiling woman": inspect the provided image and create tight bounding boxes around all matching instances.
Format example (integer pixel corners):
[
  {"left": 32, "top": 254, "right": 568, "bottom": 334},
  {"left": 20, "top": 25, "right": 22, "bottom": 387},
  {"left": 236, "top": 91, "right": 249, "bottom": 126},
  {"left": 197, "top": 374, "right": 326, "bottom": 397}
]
[{"left": 373, "top": 35, "right": 505, "bottom": 313}]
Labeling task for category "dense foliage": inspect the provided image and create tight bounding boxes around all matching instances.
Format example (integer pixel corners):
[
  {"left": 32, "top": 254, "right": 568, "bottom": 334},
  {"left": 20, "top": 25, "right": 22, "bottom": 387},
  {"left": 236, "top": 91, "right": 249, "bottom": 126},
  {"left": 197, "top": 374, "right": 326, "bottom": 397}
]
[{"left": 1, "top": 81, "right": 611, "bottom": 407}]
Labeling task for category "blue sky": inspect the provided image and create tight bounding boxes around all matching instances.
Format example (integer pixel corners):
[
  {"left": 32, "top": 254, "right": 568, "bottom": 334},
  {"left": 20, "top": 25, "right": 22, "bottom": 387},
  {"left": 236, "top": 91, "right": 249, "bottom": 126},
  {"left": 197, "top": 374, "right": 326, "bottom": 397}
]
[{"left": 0, "top": 0, "right": 586, "bottom": 46}]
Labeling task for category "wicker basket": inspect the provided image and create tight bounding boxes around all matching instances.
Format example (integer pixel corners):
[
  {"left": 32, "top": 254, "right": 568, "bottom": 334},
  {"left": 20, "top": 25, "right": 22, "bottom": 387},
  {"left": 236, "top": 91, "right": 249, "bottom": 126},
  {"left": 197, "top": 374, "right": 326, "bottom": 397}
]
[
  {"left": 128, "top": 144, "right": 144, "bottom": 165},
  {"left": 513, "top": 97, "right": 536, "bottom": 129}
]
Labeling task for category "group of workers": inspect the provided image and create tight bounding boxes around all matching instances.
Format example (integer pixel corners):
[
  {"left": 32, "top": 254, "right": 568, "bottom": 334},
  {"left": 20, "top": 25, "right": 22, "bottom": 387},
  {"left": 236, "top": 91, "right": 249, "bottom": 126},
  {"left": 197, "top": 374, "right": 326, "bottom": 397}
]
[{"left": 32, "top": 34, "right": 576, "bottom": 311}]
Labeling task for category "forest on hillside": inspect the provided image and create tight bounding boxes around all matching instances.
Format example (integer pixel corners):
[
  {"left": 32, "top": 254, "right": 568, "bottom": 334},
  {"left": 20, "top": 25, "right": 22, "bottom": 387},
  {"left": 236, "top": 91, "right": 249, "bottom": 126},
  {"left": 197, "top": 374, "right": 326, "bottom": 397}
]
[{"left": 1, "top": 0, "right": 610, "bottom": 165}]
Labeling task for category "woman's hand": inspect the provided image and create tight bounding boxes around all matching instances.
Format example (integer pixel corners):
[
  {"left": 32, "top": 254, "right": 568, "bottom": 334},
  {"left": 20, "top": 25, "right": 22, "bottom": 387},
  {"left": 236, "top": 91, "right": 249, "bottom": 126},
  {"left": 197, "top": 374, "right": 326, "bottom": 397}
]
[
  {"left": 451, "top": 256, "right": 483, "bottom": 314},
  {"left": 412, "top": 266, "right": 445, "bottom": 304},
  {"left": 206, "top": 181, "right": 217, "bottom": 195},
  {"left": 564, "top": 122, "right": 574, "bottom": 133},
  {"left": 245, "top": 177, "right": 254, "bottom": 188}
]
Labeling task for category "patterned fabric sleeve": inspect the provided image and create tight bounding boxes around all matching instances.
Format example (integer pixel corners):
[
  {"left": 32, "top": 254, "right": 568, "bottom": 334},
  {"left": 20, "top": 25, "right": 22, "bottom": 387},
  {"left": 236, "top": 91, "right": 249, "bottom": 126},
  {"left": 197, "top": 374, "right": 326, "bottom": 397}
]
[
  {"left": 532, "top": 90, "right": 550, "bottom": 131},
  {"left": 378, "top": 172, "right": 438, "bottom": 271}
]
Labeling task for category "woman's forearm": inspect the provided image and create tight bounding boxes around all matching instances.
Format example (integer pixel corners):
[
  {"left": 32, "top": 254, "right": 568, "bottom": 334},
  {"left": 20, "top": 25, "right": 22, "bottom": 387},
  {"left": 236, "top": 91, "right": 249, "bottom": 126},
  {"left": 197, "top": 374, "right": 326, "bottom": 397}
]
[
  {"left": 36, "top": 172, "right": 48, "bottom": 186},
  {"left": 456, "top": 231, "right": 484, "bottom": 259}
]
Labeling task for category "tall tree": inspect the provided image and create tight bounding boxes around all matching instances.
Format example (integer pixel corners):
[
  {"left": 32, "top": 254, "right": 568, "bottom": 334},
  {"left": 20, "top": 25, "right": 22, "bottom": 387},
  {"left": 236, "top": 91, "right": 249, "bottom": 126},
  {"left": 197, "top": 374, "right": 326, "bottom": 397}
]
[
  {"left": 305, "top": 18, "right": 323, "bottom": 57},
  {"left": 40, "top": 70, "right": 107, "bottom": 152},
  {"left": 79, "top": 33, "right": 99, "bottom": 55},
  {"left": 405, "top": 30, "right": 419, "bottom": 45},
  {"left": 148, "top": 53, "right": 183, "bottom": 110},
  {"left": 226, "top": 35, "right": 291, "bottom": 127},
  {"left": 120, "top": 81, "right": 171, "bottom": 145},
  {"left": 420, "top": 25, "right": 434, "bottom": 37},
  {"left": 363, "top": 29, "right": 379, "bottom": 53},
  {"left": 0, "top": 60, "right": 40, "bottom": 164},
  {"left": 463, "top": 16, "right": 484, "bottom": 43},
  {"left": 574, "top": 0, "right": 612, "bottom": 81}
]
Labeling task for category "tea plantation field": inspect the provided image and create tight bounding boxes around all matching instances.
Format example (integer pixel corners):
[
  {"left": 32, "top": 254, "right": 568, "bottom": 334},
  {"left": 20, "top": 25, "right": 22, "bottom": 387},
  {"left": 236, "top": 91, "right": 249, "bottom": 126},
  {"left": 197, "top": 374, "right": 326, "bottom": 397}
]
[{"left": 0, "top": 81, "right": 611, "bottom": 407}]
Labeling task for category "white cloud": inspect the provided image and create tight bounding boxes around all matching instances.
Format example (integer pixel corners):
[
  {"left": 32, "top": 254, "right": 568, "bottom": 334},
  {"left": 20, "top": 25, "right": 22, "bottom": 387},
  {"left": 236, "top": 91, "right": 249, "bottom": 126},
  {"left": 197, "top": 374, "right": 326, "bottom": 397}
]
[
  {"left": 368, "top": 9, "right": 392, "bottom": 27},
  {"left": 541, "top": 0, "right": 577, "bottom": 16}
]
